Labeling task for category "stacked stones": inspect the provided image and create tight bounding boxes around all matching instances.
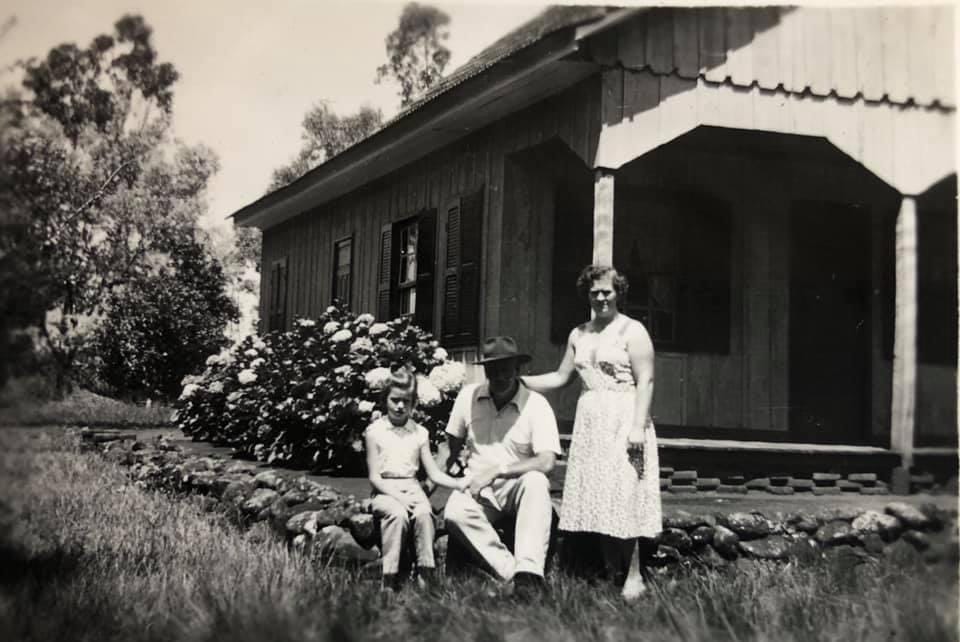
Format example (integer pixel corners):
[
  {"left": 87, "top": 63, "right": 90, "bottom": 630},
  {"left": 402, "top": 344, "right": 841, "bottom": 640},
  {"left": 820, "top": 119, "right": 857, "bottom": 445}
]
[
  {"left": 81, "top": 429, "right": 958, "bottom": 571},
  {"left": 658, "top": 467, "right": 956, "bottom": 495},
  {"left": 653, "top": 505, "right": 958, "bottom": 566},
  {"left": 80, "top": 429, "right": 385, "bottom": 563}
]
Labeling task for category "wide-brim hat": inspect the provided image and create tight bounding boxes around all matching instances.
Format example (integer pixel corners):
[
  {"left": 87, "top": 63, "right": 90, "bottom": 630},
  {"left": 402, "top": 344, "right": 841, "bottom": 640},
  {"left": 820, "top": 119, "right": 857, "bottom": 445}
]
[{"left": 474, "top": 336, "right": 532, "bottom": 365}]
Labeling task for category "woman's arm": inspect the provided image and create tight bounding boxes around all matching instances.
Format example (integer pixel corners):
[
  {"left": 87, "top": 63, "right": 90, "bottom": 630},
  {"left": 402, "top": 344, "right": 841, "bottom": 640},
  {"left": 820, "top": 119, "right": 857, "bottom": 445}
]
[
  {"left": 420, "top": 442, "right": 468, "bottom": 490},
  {"left": 625, "top": 320, "right": 655, "bottom": 446},
  {"left": 522, "top": 327, "right": 578, "bottom": 392}
]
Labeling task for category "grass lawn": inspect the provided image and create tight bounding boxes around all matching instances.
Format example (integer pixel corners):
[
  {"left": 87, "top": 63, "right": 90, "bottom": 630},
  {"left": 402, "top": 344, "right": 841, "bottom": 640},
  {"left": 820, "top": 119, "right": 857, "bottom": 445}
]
[
  {"left": 0, "top": 427, "right": 956, "bottom": 642},
  {"left": 0, "top": 377, "right": 175, "bottom": 427}
]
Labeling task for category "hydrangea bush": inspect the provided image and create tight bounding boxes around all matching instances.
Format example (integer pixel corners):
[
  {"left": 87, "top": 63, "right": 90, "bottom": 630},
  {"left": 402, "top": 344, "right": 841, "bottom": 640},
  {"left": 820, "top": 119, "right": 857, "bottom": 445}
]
[{"left": 175, "top": 303, "right": 466, "bottom": 473}]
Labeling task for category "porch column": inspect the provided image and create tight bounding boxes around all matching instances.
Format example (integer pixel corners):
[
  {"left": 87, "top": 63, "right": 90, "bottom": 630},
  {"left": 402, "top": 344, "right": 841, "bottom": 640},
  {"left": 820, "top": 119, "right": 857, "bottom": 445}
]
[
  {"left": 593, "top": 168, "right": 615, "bottom": 267},
  {"left": 890, "top": 195, "right": 918, "bottom": 474}
]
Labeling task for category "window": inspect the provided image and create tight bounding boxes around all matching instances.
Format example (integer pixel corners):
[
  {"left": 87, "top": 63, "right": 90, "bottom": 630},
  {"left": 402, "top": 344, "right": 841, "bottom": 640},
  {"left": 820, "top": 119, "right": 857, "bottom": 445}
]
[
  {"left": 614, "top": 188, "right": 731, "bottom": 353},
  {"left": 267, "top": 256, "right": 288, "bottom": 332},
  {"left": 332, "top": 237, "right": 352, "bottom": 306},
  {"left": 378, "top": 210, "right": 436, "bottom": 331},
  {"left": 397, "top": 222, "right": 418, "bottom": 316},
  {"left": 917, "top": 206, "right": 957, "bottom": 365},
  {"left": 376, "top": 187, "right": 484, "bottom": 342}
]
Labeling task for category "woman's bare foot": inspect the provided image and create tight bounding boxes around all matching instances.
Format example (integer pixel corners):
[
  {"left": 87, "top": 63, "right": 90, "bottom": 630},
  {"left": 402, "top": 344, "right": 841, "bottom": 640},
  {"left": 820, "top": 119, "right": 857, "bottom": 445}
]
[
  {"left": 621, "top": 574, "right": 647, "bottom": 601},
  {"left": 621, "top": 539, "right": 647, "bottom": 601}
]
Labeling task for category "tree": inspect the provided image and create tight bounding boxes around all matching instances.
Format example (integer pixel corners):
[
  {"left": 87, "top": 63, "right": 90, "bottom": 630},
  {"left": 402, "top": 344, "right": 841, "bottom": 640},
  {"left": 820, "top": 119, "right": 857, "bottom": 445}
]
[
  {"left": 2, "top": 15, "right": 223, "bottom": 395},
  {"left": 268, "top": 102, "right": 382, "bottom": 190},
  {"left": 21, "top": 14, "right": 177, "bottom": 144},
  {"left": 90, "top": 236, "right": 239, "bottom": 400},
  {"left": 375, "top": 3, "right": 451, "bottom": 108}
]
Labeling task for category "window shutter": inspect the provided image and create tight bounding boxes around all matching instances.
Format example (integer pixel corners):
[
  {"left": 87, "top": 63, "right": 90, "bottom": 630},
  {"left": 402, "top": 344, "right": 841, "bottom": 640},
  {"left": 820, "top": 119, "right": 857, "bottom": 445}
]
[
  {"left": 278, "top": 256, "right": 288, "bottom": 330},
  {"left": 442, "top": 200, "right": 462, "bottom": 343},
  {"left": 377, "top": 223, "right": 393, "bottom": 321},
  {"left": 269, "top": 262, "right": 279, "bottom": 331},
  {"left": 442, "top": 188, "right": 484, "bottom": 346},
  {"left": 415, "top": 209, "right": 437, "bottom": 332},
  {"left": 459, "top": 189, "right": 483, "bottom": 343}
]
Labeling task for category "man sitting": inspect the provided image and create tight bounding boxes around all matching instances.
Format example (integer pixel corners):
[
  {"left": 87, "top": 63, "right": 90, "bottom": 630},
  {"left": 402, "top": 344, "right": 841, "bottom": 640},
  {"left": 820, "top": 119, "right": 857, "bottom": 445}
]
[{"left": 443, "top": 336, "right": 561, "bottom": 598}]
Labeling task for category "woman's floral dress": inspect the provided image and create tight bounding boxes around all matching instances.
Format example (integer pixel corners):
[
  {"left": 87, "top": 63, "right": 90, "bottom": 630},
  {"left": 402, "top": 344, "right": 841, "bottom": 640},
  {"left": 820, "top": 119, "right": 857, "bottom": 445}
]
[{"left": 558, "top": 317, "right": 662, "bottom": 539}]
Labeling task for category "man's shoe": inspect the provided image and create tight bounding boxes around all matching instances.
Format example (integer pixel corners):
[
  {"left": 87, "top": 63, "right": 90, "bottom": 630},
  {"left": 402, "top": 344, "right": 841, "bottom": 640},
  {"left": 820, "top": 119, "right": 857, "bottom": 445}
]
[{"left": 512, "top": 572, "right": 546, "bottom": 601}]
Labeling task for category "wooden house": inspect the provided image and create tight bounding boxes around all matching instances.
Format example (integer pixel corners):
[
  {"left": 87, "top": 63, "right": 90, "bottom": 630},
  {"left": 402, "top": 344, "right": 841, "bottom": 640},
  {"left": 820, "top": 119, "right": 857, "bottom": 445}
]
[{"left": 233, "top": 6, "right": 957, "bottom": 485}]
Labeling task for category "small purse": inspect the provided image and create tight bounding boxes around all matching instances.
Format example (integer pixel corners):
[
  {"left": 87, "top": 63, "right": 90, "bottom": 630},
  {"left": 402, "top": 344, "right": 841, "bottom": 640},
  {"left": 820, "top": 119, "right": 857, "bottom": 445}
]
[{"left": 627, "top": 443, "right": 644, "bottom": 479}]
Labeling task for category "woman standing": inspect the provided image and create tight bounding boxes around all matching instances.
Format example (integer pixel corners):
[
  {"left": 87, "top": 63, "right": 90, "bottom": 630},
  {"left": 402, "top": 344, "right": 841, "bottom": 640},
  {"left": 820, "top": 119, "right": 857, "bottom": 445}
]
[{"left": 523, "top": 264, "right": 661, "bottom": 600}]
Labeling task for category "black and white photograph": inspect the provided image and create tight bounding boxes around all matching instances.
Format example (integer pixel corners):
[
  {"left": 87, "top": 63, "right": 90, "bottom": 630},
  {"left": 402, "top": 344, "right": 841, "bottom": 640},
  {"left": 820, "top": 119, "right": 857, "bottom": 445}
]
[{"left": 0, "top": 1, "right": 957, "bottom": 640}]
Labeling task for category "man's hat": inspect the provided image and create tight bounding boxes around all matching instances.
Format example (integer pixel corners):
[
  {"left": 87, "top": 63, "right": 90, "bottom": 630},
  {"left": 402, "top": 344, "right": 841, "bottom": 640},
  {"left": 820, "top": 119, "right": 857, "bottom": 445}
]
[{"left": 474, "top": 336, "right": 532, "bottom": 365}]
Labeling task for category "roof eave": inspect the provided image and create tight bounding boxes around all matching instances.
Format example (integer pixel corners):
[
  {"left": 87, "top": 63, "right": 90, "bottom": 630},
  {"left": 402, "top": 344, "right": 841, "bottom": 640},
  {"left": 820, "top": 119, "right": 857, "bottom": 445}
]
[{"left": 232, "top": 8, "right": 641, "bottom": 231}]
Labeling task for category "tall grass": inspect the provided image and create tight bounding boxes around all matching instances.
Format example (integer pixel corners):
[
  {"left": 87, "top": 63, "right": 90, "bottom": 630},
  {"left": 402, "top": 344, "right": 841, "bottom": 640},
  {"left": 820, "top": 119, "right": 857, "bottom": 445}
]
[
  {"left": 0, "top": 427, "right": 956, "bottom": 642},
  {"left": 0, "top": 377, "right": 174, "bottom": 427}
]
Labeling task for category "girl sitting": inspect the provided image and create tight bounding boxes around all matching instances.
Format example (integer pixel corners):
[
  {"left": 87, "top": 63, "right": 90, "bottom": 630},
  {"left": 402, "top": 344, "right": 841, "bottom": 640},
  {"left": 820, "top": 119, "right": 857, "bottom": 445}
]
[{"left": 364, "top": 366, "right": 468, "bottom": 591}]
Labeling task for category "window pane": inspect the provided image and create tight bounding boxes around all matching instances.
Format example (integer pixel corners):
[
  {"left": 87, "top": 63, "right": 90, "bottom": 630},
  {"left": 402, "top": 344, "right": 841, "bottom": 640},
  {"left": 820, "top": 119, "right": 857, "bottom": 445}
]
[{"left": 400, "top": 287, "right": 416, "bottom": 316}]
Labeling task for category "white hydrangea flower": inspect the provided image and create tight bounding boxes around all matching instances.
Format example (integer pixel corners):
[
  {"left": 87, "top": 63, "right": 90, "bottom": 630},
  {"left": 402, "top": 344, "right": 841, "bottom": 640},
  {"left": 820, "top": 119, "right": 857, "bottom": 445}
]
[
  {"left": 331, "top": 329, "right": 352, "bottom": 343},
  {"left": 364, "top": 367, "right": 393, "bottom": 391},
  {"left": 417, "top": 375, "right": 443, "bottom": 407},
  {"left": 296, "top": 319, "right": 316, "bottom": 328},
  {"left": 253, "top": 339, "right": 266, "bottom": 351},
  {"left": 350, "top": 337, "right": 374, "bottom": 353},
  {"left": 326, "top": 306, "right": 337, "bottom": 314},
  {"left": 205, "top": 354, "right": 221, "bottom": 366},
  {"left": 369, "top": 323, "right": 389, "bottom": 336},
  {"left": 323, "top": 321, "right": 340, "bottom": 335},
  {"left": 207, "top": 381, "right": 224, "bottom": 394},
  {"left": 244, "top": 348, "right": 258, "bottom": 357},
  {"left": 351, "top": 439, "right": 364, "bottom": 453},
  {"left": 180, "top": 374, "right": 202, "bottom": 387},
  {"left": 179, "top": 383, "right": 200, "bottom": 399},
  {"left": 428, "top": 361, "right": 467, "bottom": 394},
  {"left": 358, "top": 400, "right": 375, "bottom": 414},
  {"left": 238, "top": 369, "right": 258, "bottom": 385},
  {"left": 356, "top": 313, "right": 375, "bottom": 325},
  {"left": 432, "top": 347, "right": 448, "bottom": 361},
  {"left": 371, "top": 410, "right": 383, "bottom": 421},
  {"left": 250, "top": 357, "right": 265, "bottom": 369}
]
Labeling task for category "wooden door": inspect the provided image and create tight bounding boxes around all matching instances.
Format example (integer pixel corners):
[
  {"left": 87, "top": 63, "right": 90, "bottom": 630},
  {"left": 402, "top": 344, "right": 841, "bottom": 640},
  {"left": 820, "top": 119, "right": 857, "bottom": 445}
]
[{"left": 788, "top": 202, "right": 872, "bottom": 443}]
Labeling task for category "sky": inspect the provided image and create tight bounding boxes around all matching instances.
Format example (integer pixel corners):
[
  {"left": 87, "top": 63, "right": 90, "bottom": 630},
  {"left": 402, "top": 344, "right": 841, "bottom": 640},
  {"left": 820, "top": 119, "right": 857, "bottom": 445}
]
[{"left": 0, "top": 0, "right": 546, "bottom": 237}]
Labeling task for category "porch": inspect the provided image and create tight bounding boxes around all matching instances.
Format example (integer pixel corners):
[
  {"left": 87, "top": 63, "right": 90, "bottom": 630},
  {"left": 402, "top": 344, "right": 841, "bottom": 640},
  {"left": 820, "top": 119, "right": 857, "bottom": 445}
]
[{"left": 497, "top": 94, "right": 955, "bottom": 488}]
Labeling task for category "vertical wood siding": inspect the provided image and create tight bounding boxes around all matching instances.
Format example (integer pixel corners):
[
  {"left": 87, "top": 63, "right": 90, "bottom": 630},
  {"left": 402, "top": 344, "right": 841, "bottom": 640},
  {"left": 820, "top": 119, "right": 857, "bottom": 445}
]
[{"left": 259, "top": 75, "right": 600, "bottom": 346}]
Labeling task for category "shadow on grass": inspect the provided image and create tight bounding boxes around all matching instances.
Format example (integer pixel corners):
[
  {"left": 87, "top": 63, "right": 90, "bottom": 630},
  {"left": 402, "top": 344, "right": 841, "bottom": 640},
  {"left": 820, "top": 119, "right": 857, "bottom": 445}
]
[{"left": 0, "top": 539, "right": 84, "bottom": 589}]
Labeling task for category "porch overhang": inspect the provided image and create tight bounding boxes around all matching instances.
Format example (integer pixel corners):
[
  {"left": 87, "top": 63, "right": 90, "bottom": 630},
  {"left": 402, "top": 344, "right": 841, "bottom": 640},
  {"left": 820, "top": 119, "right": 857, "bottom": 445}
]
[{"left": 231, "top": 8, "right": 640, "bottom": 231}]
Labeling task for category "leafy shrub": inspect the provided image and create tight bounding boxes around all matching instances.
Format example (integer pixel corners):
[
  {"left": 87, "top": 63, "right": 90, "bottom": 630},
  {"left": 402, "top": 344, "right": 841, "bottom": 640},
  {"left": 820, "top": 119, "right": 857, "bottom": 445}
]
[
  {"left": 88, "top": 238, "right": 239, "bottom": 401},
  {"left": 174, "top": 303, "right": 466, "bottom": 473}
]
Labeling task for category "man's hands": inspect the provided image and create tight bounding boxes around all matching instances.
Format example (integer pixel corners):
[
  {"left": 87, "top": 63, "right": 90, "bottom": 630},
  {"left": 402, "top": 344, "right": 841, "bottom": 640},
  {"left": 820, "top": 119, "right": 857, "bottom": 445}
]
[{"left": 465, "top": 464, "right": 502, "bottom": 496}]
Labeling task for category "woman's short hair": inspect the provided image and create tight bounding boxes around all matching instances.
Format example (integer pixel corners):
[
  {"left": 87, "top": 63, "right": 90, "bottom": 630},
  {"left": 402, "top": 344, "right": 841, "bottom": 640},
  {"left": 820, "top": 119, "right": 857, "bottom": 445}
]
[
  {"left": 380, "top": 365, "right": 418, "bottom": 405},
  {"left": 576, "top": 265, "right": 629, "bottom": 299}
]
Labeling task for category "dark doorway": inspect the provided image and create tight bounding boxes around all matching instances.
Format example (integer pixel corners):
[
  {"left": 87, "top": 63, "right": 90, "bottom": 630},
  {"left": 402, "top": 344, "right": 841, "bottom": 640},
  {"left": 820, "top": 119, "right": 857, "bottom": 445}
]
[{"left": 789, "top": 201, "right": 872, "bottom": 443}]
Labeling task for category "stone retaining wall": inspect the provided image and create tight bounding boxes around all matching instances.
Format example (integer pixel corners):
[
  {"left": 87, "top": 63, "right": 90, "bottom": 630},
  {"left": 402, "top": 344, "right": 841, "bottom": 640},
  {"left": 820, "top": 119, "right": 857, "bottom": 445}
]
[{"left": 83, "top": 430, "right": 960, "bottom": 569}]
